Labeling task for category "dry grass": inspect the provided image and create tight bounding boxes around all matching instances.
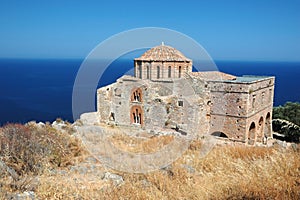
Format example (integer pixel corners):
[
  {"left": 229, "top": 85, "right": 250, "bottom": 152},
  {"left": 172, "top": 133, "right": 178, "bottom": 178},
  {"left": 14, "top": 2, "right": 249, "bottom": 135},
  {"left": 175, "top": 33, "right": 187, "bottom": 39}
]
[
  {"left": 98, "top": 144, "right": 300, "bottom": 200},
  {"left": 33, "top": 143, "right": 300, "bottom": 199},
  {"left": 109, "top": 132, "right": 174, "bottom": 153},
  {"left": 1, "top": 123, "right": 300, "bottom": 199},
  {"left": 36, "top": 173, "right": 109, "bottom": 199}
]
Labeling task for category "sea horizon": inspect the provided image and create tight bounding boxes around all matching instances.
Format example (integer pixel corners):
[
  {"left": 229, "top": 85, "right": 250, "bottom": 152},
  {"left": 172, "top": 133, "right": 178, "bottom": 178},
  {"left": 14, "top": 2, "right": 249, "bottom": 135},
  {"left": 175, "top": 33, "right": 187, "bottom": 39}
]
[{"left": 0, "top": 58, "right": 299, "bottom": 125}]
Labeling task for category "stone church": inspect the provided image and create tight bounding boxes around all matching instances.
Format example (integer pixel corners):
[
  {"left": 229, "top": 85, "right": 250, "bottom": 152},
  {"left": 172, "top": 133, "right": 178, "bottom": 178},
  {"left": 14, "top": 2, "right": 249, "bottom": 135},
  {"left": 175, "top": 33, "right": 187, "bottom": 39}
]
[{"left": 96, "top": 44, "right": 275, "bottom": 145}]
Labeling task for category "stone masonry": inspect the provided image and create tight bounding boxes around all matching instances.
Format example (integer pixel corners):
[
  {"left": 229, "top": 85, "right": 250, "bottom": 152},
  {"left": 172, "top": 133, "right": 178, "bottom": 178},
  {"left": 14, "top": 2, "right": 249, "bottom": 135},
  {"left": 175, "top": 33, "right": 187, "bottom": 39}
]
[{"left": 96, "top": 44, "right": 275, "bottom": 145}]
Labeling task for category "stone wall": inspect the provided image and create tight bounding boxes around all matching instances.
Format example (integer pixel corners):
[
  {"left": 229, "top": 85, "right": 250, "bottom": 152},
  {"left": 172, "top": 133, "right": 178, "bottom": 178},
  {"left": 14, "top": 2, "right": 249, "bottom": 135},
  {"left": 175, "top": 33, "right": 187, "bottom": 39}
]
[
  {"left": 97, "top": 75, "right": 210, "bottom": 137},
  {"left": 97, "top": 74, "right": 275, "bottom": 144},
  {"left": 207, "top": 77, "right": 275, "bottom": 144}
]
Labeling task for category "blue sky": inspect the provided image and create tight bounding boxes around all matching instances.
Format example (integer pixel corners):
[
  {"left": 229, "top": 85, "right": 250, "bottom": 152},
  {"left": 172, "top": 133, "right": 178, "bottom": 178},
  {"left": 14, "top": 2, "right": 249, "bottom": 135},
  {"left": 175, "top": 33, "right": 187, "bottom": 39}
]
[{"left": 0, "top": 0, "right": 299, "bottom": 61}]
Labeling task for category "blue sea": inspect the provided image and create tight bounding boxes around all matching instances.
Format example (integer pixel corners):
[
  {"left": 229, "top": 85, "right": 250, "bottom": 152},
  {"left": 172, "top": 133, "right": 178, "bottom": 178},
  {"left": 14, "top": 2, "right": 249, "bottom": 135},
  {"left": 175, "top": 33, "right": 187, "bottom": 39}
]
[{"left": 0, "top": 58, "right": 299, "bottom": 125}]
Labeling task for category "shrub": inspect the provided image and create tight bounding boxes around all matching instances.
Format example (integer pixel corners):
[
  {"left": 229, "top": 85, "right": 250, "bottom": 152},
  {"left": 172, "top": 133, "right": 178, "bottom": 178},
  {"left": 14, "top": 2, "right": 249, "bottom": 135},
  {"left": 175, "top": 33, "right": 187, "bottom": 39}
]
[
  {"left": 0, "top": 123, "right": 84, "bottom": 176},
  {"left": 273, "top": 102, "right": 300, "bottom": 126},
  {"left": 272, "top": 119, "right": 300, "bottom": 142}
]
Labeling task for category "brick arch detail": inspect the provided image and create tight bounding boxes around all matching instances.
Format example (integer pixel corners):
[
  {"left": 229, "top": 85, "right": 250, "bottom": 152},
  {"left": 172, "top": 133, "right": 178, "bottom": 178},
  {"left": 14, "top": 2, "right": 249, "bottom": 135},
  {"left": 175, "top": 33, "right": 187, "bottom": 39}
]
[
  {"left": 130, "top": 105, "right": 143, "bottom": 125},
  {"left": 264, "top": 112, "right": 271, "bottom": 137},
  {"left": 257, "top": 116, "right": 264, "bottom": 142},
  {"left": 248, "top": 122, "right": 256, "bottom": 145},
  {"left": 131, "top": 88, "right": 143, "bottom": 102}
]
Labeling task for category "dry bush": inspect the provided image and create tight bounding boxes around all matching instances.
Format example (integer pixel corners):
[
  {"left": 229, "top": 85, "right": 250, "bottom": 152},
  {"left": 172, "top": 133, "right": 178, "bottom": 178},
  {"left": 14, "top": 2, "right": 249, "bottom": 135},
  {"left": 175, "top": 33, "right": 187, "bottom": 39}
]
[
  {"left": 0, "top": 123, "right": 84, "bottom": 176},
  {"left": 0, "top": 123, "right": 85, "bottom": 196}
]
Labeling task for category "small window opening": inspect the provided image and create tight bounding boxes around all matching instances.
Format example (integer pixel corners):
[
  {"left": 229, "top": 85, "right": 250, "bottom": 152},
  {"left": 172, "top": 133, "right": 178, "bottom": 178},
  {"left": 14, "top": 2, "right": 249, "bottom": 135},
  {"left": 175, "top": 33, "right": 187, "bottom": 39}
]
[
  {"left": 133, "top": 109, "right": 141, "bottom": 124},
  {"left": 146, "top": 65, "right": 150, "bottom": 79},
  {"left": 179, "top": 66, "right": 182, "bottom": 78},
  {"left": 178, "top": 100, "right": 184, "bottom": 107},
  {"left": 168, "top": 66, "right": 171, "bottom": 78},
  {"left": 110, "top": 112, "right": 115, "bottom": 121}
]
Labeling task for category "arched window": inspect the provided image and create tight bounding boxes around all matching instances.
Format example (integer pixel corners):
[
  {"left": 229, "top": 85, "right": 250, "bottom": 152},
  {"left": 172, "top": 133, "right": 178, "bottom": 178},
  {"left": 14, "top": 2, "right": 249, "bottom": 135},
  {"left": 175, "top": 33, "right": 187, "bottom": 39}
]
[
  {"left": 157, "top": 66, "right": 160, "bottom": 79},
  {"left": 146, "top": 65, "right": 150, "bottom": 79},
  {"left": 168, "top": 66, "right": 171, "bottom": 78},
  {"left": 131, "top": 88, "right": 142, "bottom": 102},
  {"left": 179, "top": 66, "right": 182, "bottom": 78},
  {"left": 131, "top": 106, "right": 143, "bottom": 125}
]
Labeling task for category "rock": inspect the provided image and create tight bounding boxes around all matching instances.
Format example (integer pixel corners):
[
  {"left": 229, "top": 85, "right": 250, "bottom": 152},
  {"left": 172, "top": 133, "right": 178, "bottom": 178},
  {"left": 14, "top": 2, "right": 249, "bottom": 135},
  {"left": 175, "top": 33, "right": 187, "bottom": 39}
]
[
  {"left": 267, "top": 139, "right": 275, "bottom": 147},
  {"left": 102, "top": 172, "right": 124, "bottom": 186},
  {"left": 80, "top": 112, "right": 99, "bottom": 126},
  {"left": 52, "top": 120, "right": 67, "bottom": 130},
  {"left": 181, "top": 164, "right": 195, "bottom": 174},
  {"left": 13, "top": 191, "right": 35, "bottom": 200},
  {"left": 37, "top": 122, "right": 45, "bottom": 128}
]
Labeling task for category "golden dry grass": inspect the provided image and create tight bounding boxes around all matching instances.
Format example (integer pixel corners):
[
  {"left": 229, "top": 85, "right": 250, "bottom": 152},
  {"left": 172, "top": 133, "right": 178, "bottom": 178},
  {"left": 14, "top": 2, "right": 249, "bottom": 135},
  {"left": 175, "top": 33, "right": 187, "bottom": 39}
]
[
  {"left": 31, "top": 143, "right": 300, "bottom": 199},
  {"left": 1, "top": 123, "right": 300, "bottom": 199},
  {"left": 109, "top": 132, "right": 174, "bottom": 153}
]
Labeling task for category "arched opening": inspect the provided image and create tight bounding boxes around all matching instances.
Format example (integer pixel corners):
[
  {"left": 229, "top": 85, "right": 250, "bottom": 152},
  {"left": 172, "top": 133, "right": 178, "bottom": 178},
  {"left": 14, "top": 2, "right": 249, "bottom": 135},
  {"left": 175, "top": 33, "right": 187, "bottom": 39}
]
[
  {"left": 146, "top": 65, "right": 150, "bottom": 79},
  {"left": 168, "top": 66, "right": 172, "bottom": 78},
  {"left": 248, "top": 122, "right": 256, "bottom": 145},
  {"left": 264, "top": 112, "right": 271, "bottom": 138},
  {"left": 131, "top": 88, "right": 142, "bottom": 102},
  {"left": 258, "top": 117, "right": 264, "bottom": 143},
  {"left": 157, "top": 66, "right": 160, "bottom": 79},
  {"left": 211, "top": 131, "right": 228, "bottom": 138},
  {"left": 178, "top": 66, "right": 182, "bottom": 78},
  {"left": 131, "top": 106, "right": 143, "bottom": 125}
]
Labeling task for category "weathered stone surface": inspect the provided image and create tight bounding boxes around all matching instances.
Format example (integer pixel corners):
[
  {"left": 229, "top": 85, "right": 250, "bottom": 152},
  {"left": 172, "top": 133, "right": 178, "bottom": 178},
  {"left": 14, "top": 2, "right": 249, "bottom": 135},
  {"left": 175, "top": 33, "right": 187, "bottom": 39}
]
[
  {"left": 96, "top": 45, "right": 275, "bottom": 145},
  {"left": 80, "top": 112, "right": 99, "bottom": 126},
  {"left": 102, "top": 172, "right": 124, "bottom": 186}
]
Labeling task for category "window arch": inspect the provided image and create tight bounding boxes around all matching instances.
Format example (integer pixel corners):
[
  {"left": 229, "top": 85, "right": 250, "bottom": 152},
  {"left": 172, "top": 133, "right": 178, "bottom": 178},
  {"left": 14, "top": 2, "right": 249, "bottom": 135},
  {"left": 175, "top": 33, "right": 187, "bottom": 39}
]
[
  {"left": 131, "top": 106, "right": 143, "bottom": 125},
  {"left": 168, "top": 66, "right": 172, "bottom": 78},
  {"left": 131, "top": 88, "right": 142, "bottom": 102},
  {"left": 157, "top": 66, "right": 160, "bottom": 79}
]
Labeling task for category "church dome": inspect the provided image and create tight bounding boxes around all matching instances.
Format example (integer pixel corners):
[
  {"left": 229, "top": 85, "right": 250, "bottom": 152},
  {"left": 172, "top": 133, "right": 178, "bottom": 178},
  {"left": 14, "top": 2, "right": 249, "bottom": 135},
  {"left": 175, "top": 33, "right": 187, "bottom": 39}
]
[{"left": 135, "top": 43, "right": 191, "bottom": 62}]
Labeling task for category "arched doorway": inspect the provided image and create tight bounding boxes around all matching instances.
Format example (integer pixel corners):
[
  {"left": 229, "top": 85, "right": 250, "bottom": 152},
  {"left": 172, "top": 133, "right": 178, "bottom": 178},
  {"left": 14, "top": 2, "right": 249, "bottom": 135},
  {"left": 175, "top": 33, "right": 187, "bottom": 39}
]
[
  {"left": 264, "top": 112, "right": 271, "bottom": 138},
  {"left": 258, "top": 117, "right": 264, "bottom": 143},
  {"left": 248, "top": 122, "right": 256, "bottom": 145},
  {"left": 211, "top": 131, "right": 228, "bottom": 138}
]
